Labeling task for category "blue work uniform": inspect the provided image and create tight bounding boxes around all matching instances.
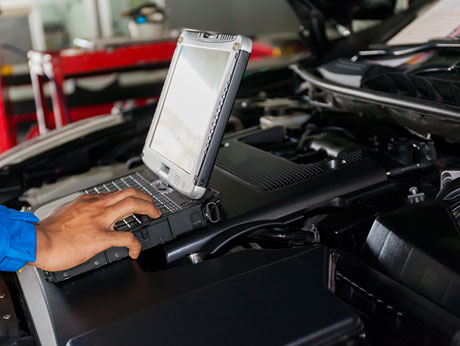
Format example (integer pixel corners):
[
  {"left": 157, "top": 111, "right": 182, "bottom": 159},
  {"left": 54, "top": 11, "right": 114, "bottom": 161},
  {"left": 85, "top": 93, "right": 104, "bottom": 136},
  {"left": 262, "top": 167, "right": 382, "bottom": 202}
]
[{"left": 0, "top": 206, "right": 38, "bottom": 271}]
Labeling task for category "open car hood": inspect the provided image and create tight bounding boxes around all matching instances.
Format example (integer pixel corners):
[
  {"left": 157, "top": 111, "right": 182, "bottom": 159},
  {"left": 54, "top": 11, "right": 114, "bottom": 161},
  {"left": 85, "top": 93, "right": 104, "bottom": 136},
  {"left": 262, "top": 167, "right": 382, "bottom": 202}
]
[
  {"left": 287, "top": 0, "right": 460, "bottom": 143},
  {"left": 291, "top": 65, "right": 460, "bottom": 143}
]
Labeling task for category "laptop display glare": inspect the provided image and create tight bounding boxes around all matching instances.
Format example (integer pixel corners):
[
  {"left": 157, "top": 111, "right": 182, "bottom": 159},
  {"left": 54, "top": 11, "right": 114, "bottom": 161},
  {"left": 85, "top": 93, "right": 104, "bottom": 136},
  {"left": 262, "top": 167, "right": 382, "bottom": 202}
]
[{"left": 150, "top": 45, "right": 230, "bottom": 174}]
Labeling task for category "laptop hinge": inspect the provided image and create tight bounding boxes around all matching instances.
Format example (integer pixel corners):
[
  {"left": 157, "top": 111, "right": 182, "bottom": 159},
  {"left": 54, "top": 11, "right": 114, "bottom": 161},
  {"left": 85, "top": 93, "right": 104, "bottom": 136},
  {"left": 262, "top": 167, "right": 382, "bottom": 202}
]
[{"left": 158, "top": 164, "right": 170, "bottom": 188}]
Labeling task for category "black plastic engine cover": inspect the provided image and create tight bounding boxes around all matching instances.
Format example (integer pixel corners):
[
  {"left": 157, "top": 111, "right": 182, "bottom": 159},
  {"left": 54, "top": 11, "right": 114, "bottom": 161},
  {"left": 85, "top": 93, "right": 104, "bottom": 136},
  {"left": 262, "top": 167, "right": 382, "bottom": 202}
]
[
  {"left": 361, "top": 201, "right": 460, "bottom": 317},
  {"left": 18, "top": 247, "right": 363, "bottom": 346}
]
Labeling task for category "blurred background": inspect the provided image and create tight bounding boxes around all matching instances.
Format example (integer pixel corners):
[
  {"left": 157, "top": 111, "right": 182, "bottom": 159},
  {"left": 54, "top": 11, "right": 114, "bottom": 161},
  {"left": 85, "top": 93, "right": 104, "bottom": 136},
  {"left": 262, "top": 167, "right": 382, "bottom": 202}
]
[
  {"left": 0, "top": 0, "right": 302, "bottom": 152},
  {"left": 0, "top": 0, "right": 412, "bottom": 153},
  {"left": 1, "top": 0, "right": 299, "bottom": 65}
]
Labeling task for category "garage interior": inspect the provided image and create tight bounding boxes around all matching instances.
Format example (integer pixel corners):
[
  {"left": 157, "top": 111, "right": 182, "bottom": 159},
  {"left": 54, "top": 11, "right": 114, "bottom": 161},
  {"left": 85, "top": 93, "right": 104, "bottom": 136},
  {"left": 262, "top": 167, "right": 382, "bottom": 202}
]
[{"left": 1, "top": 1, "right": 460, "bottom": 345}]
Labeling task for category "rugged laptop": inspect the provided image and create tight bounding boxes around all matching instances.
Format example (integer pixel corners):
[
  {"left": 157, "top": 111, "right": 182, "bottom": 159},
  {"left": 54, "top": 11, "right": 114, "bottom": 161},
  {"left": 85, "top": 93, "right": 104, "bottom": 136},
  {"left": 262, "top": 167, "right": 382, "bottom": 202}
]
[{"left": 33, "top": 29, "right": 252, "bottom": 282}]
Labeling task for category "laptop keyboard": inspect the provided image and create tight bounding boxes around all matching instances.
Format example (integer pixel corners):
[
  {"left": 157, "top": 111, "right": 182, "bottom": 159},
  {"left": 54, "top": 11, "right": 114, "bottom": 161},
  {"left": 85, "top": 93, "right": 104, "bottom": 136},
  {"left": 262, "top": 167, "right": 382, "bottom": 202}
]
[{"left": 84, "top": 172, "right": 180, "bottom": 231}]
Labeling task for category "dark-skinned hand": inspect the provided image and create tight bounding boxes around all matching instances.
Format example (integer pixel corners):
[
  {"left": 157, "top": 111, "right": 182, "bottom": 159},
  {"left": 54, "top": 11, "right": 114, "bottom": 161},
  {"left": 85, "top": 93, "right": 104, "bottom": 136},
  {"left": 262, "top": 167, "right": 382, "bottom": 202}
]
[{"left": 31, "top": 188, "right": 161, "bottom": 271}]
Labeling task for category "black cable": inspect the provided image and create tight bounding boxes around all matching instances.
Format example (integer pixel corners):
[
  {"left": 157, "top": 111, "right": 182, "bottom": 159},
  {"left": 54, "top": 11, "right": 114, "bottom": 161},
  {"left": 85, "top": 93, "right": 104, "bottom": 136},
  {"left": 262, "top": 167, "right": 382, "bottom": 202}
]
[
  {"left": 410, "top": 60, "right": 460, "bottom": 76},
  {"left": 0, "top": 43, "right": 28, "bottom": 58},
  {"left": 248, "top": 227, "right": 320, "bottom": 245},
  {"left": 387, "top": 161, "right": 434, "bottom": 177}
]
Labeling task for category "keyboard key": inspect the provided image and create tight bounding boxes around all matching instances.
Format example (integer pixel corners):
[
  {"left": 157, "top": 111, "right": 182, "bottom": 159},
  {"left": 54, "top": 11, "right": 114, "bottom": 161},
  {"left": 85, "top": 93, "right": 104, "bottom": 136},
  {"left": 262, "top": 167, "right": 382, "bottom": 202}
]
[
  {"left": 159, "top": 207, "right": 170, "bottom": 215},
  {"left": 138, "top": 214, "right": 151, "bottom": 223},
  {"left": 124, "top": 216, "right": 136, "bottom": 223},
  {"left": 114, "top": 222, "right": 129, "bottom": 231},
  {"left": 84, "top": 172, "right": 181, "bottom": 227}
]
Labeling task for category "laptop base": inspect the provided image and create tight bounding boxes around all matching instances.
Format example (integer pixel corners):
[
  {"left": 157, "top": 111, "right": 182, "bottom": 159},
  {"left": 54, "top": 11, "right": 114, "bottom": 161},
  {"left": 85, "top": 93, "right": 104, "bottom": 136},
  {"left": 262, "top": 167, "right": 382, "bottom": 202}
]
[{"left": 41, "top": 169, "right": 220, "bottom": 283}]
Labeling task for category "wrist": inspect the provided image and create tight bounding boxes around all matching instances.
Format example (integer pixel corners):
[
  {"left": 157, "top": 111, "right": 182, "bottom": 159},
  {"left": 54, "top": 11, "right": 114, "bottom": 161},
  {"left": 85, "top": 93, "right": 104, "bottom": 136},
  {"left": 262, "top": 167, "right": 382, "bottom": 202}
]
[{"left": 30, "top": 224, "right": 52, "bottom": 270}]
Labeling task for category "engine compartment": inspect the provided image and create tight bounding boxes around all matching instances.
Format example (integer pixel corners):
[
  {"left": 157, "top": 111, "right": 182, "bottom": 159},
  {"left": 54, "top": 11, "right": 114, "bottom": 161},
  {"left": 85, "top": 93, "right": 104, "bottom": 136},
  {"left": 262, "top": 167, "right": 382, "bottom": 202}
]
[
  {"left": 5, "top": 86, "right": 460, "bottom": 344},
  {"left": 2, "top": 29, "right": 460, "bottom": 346}
]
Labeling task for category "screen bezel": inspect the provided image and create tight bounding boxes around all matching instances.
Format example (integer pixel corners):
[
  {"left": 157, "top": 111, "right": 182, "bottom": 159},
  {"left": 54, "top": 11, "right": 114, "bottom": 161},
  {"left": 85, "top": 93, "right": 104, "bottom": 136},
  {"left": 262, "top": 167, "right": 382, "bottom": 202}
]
[
  {"left": 142, "top": 30, "right": 249, "bottom": 199},
  {"left": 148, "top": 44, "right": 231, "bottom": 175}
]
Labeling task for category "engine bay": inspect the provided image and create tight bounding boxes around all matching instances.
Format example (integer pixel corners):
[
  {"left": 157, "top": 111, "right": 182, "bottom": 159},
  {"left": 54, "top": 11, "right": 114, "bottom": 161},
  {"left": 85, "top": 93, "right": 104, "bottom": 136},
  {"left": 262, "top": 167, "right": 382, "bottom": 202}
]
[
  {"left": 4, "top": 75, "right": 460, "bottom": 344},
  {"left": 2, "top": 2, "right": 460, "bottom": 344}
]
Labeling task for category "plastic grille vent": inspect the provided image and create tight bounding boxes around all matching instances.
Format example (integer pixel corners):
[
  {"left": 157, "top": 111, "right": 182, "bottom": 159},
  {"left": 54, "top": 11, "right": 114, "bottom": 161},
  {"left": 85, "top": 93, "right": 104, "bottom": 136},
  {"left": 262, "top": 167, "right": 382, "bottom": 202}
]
[
  {"left": 186, "top": 31, "right": 201, "bottom": 38},
  {"left": 216, "top": 147, "right": 325, "bottom": 191},
  {"left": 216, "top": 146, "right": 364, "bottom": 192},
  {"left": 338, "top": 150, "right": 363, "bottom": 164},
  {"left": 218, "top": 34, "right": 236, "bottom": 41}
]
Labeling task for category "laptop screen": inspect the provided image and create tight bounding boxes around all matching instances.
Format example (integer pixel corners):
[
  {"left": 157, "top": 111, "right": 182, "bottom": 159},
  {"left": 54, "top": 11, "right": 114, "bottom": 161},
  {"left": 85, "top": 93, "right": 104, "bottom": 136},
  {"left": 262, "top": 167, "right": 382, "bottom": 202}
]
[{"left": 149, "top": 45, "right": 230, "bottom": 174}]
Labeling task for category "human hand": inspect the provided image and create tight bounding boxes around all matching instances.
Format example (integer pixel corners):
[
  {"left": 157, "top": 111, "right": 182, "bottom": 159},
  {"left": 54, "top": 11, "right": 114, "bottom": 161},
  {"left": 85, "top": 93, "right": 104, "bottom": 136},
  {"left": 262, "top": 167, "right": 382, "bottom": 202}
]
[{"left": 31, "top": 188, "right": 161, "bottom": 271}]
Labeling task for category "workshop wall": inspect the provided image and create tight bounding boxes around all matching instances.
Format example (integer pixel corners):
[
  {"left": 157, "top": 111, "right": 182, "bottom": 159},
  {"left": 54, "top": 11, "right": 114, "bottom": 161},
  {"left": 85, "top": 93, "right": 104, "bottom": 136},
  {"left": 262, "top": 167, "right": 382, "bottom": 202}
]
[
  {"left": 165, "top": 0, "right": 299, "bottom": 35},
  {"left": 112, "top": 0, "right": 299, "bottom": 37},
  {"left": 0, "top": 17, "right": 32, "bottom": 64},
  {"left": 37, "top": 0, "right": 298, "bottom": 50}
]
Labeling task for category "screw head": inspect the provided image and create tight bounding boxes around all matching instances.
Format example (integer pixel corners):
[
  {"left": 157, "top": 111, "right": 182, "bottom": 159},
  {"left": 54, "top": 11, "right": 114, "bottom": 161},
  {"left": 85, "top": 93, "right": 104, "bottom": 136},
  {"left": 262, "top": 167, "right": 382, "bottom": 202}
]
[{"left": 3, "top": 315, "right": 11, "bottom": 320}]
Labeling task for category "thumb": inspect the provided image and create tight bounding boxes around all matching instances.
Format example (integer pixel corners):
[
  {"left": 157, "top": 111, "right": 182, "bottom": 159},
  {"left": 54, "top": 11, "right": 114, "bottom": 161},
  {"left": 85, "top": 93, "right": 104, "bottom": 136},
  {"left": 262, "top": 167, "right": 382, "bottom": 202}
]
[{"left": 106, "top": 231, "right": 142, "bottom": 259}]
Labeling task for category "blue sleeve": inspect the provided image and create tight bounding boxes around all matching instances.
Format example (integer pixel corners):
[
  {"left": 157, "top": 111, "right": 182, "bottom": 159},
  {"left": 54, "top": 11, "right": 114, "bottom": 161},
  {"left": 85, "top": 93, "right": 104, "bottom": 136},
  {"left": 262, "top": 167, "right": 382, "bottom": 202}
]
[{"left": 0, "top": 206, "right": 39, "bottom": 272}]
